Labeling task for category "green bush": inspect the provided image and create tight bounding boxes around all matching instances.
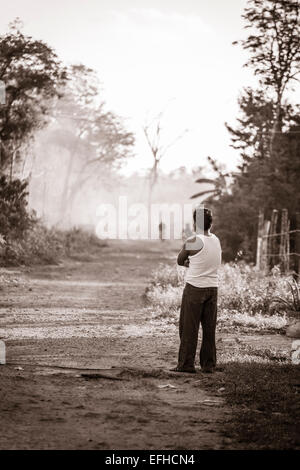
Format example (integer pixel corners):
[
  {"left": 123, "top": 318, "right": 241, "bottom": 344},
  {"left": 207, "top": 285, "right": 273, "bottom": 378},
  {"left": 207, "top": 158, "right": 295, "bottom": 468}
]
[
  {"left": 0, "top": 224, "right": 64, "bottom": 266},
  {"left": 145, "top": 262, "right": 295, "bottom": 328},
  {"left": 148, "top": 263, "right": 185, "bottom": 289},
  {"left": 0, "top": 176, "right": 34, "bottom": 241},
  {"left": 218, "top": 263, "right": 292, "bottom": 315},
  {"left": 0, "top": 176, "right": 107, "bottom": 266},
  {"left": 23, "top": 224, "right": 66, "bottom": 264},
  {"left": 0, "top": 223, "right": 107, "bottom": 266},
  {"left": 63, "top": 227, "right": 106, "bottom": 257}
]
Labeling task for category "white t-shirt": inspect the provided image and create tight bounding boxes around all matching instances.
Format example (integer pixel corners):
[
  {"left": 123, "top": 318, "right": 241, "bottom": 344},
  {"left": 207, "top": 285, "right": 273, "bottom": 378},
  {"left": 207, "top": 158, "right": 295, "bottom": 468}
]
[{"left": 186, "top": 233, "right": 222, "bottom": 288}]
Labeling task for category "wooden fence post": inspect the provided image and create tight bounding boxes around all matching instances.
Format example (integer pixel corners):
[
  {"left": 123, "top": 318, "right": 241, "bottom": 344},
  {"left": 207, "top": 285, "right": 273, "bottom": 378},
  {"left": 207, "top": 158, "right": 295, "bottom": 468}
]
[
  {"left": 296, "top": 212, "right": 300, "bottom": 277},
  {"left": 268, "top": 209, "right": 278, "bottom": 270},
  {"left": 256, "top": 210, "right": 264, "bottom": 269},
  {"left": 262, "top": 219, "right": 270, "bottom": 273},
  {"left": 279, "top": 209, "right": 289, "bottom": 274},
  {"left": 286, "top": 218, "right": 290, "bottom": 273}
]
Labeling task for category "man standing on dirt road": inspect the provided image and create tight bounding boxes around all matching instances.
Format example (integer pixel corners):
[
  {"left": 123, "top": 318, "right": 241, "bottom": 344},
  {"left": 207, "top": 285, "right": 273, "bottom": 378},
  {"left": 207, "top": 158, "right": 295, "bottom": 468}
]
[{"left": 172, "top": 207, "right": 222, "bottom": 374}]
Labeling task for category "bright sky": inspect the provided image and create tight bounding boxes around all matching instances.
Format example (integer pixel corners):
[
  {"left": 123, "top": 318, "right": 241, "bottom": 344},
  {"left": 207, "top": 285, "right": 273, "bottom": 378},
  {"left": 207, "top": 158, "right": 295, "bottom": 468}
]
[{"left": 1, "top": 0, "right": 259, "bottom": 175}]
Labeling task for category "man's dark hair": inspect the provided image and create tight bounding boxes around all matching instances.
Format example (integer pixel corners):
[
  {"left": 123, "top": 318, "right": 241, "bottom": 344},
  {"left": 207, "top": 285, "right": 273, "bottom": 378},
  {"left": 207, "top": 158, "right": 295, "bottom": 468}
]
[{"left": 193, "top": 207, "right": 213, "bottom": 231}]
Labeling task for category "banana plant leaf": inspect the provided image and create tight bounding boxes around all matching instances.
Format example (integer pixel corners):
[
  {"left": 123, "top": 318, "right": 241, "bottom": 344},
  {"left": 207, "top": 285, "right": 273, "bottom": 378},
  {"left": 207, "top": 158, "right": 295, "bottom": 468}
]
[
  {"left": 190, "top": 189, "right": 218, "bottom": 199},
  {"left": 194, "top": 178, "right": 216, "bottom": 184}
]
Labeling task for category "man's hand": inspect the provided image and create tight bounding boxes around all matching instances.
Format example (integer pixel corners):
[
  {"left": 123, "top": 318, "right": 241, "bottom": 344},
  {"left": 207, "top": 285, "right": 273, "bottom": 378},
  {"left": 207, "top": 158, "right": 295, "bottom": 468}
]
[{"left": 177, "top": 242, "right": 188, "bottom": 266}]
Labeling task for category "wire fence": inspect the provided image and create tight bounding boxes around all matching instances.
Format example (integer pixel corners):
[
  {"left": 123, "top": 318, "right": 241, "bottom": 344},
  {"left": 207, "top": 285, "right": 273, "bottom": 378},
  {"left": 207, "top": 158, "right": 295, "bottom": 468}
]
[
  {"left": 262, "top": 229, "right": 300, "bottom": 239},
  {"left": 256, "top": 210, "right": 300, "bottom": 275}
]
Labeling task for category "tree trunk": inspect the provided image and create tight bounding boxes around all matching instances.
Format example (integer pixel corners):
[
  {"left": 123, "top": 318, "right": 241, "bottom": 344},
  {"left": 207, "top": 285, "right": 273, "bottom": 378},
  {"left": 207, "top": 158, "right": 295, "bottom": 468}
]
[{"left": 269, "top": 93, "right": 283, "bottom": 160}]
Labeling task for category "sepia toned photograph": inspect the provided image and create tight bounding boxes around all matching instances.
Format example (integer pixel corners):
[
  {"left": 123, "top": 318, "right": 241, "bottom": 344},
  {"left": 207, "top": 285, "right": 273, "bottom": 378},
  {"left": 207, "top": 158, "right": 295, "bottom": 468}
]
[{"left": 0, "top": 0, "right": 299, "bottom": 455}]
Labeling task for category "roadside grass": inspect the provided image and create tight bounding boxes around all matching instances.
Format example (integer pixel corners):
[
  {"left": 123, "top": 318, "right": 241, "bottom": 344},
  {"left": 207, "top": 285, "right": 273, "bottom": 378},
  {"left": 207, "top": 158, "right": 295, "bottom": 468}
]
[
  {"left": 226, "top": 363, "right": 299, "bottom": 450},
  {"left": 218, "top": 342, "right": 290, "bottom": 364},
  {"left": 217, "top": 310, "right": 287, "bottom": 333},
  {"left": 193, "top": 340, "right": 299, "bottom": 449},
  {"left": 145, "top": 262, "right": 297, "bottom": 332},
  {"left": 148, "top": 303, "right": 288, "bottom": 333},
  {"left": 0, "top": 272, "right": 22, "bottom": 290},
  {"left": 200, "top": 361, "right": 300, "bottom": 450}
]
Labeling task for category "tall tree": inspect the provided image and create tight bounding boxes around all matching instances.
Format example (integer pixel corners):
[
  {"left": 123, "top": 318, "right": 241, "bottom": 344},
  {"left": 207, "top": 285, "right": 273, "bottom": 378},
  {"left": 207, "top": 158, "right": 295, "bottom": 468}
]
[
  {"left": 143, "top": 111, "right": 187, "bottom": 206},
  {"left": 212, "top": 0, "right": 300, "bottom": 262},
  {"left": 235, "top": 0, "right": 300, "bottom": 155},
  {"left": 0, "top": 19, "right": 67, "bottom": 175},
  {"left": 226, "top": 88, "right": 275, "bottom": 163},
  {"left": 213, "top": 92, "right": 300, "bottom": 261},
  {"left": 30, "top": 64, "right": 135, "bottom": 226}
]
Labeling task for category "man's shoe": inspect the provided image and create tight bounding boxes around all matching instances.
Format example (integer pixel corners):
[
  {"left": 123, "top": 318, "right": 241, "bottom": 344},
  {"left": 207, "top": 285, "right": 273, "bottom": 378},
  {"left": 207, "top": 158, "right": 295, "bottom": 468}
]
[{"left": 170, "top": 367, "right": 196, "bottom": 374}]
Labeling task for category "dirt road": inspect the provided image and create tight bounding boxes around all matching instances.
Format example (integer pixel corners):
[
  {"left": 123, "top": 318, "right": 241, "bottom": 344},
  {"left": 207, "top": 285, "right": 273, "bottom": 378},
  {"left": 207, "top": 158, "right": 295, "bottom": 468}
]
[{"left": 0, "top": 241, "right": 233, "bottom": 450}]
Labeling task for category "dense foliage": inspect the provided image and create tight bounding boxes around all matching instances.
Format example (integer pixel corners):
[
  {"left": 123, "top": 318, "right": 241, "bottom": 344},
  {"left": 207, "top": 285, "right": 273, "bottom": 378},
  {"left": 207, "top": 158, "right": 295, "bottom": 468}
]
[
  {"left": 202, "top": 0, "right": 300, "bottom": 263},
  {"left": 0, "top": 175, "right": 33, "bottom": 240},
  {"left": 211, "top": 92, "right": 300, "bottom": 263},
  {"left": 0, "top": 19, "right": 67, "bottom": 172},
  {"left": 145, "top": 263, "right": 296, "bottom": 332}
]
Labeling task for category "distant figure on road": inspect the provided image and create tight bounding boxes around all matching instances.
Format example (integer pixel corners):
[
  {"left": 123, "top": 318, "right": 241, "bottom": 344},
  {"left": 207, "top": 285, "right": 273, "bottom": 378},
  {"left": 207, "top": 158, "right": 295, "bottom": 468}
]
[
  {"left": 171, "top": 207, "right": 222, "bottom": 374},
  {"left": 158, "top": 221, "right": 165, "bottom": 242}
]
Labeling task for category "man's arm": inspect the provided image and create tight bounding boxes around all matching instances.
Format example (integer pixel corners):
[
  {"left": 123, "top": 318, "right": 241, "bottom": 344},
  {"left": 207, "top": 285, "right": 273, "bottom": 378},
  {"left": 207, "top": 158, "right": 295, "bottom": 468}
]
[
  {"left": 177, "top": 242, "right": 190, "bottom": 266},
  {"left": 177, "top": 236, "right": 204, "bottom": 266}
]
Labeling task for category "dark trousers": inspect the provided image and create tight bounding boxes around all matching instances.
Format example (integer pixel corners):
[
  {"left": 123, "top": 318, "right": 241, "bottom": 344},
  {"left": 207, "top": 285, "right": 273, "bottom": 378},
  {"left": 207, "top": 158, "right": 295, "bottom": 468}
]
[{"left": 177, "top": 283, "right": 218, "bottom": 370}]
